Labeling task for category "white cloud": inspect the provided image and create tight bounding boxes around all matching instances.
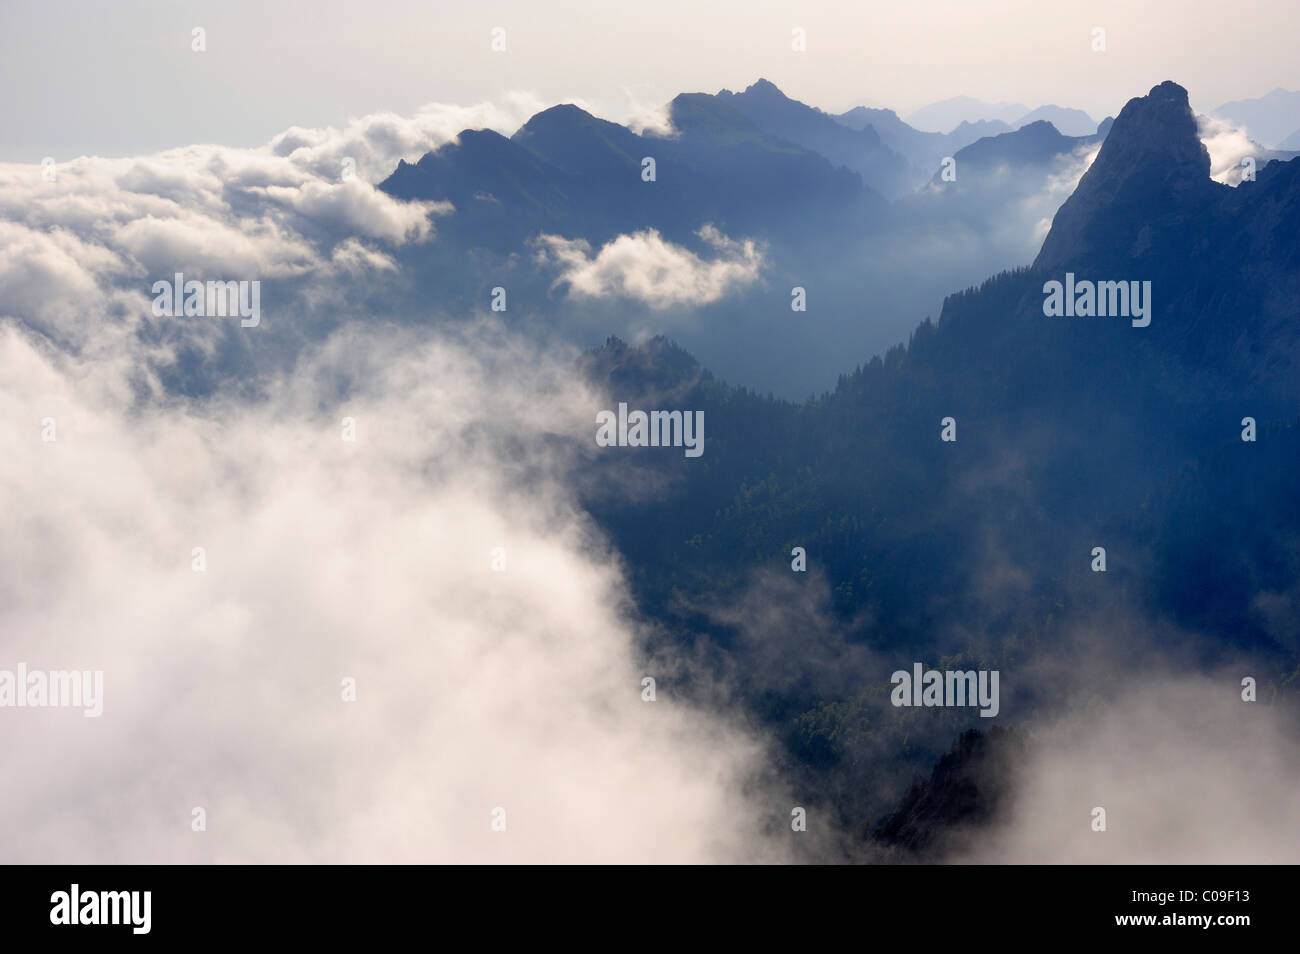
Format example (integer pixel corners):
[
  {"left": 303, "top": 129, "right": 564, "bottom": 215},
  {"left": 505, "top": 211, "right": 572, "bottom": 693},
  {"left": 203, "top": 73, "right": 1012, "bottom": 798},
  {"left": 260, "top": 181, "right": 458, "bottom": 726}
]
[
  {"left": 955, "top": 674, "right": 1300, "bottom": 863},
  {"left": 1030, "top": 142, "right": 1101, "bottom": 244},
  {"left": 114, "top": 213, "right": 320, "bottom": 278},
  {"left": 266, "top": 92, "right": 555, "bottom": 182},
  {"left": 618, "top": 84, "right": 676, "bottom": 138},
  {"left": 0, "top": 94, "right": 802, "bottom": 861},
  {"left": 537, "top": 225, "right": 763, "bottom": 309},
  {"left": 256, "top": 179, "right": 443, "bottom": 244},
  {"left": 0, "top": 318, "right": 789, "bottom": 863},
  {"left": 0, "top": 105, "right": 468, "bottom": 352},
  {"left": 1199, "top": 114, "right": 1265, "bottom": 185}
]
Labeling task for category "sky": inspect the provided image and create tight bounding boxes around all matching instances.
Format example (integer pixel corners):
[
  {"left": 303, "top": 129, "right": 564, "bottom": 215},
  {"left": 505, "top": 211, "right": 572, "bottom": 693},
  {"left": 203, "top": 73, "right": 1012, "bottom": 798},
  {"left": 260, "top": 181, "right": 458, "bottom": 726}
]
[{"left": 3, "top": 0, "right": 1299, "bottom": 161}]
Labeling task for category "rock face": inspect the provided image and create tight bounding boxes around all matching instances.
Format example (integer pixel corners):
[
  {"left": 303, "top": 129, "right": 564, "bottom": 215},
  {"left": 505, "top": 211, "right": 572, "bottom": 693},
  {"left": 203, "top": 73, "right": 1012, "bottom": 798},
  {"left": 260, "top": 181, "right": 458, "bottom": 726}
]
[
  {"left": 1032, "top": 79, "right": 1300, "bottom": 387},
  {"left": 1036, "top": 81, "right": 1218, "bottom": 272},
  {"left": 870, "top": 727, "right": 1024, "bottom": 859}
]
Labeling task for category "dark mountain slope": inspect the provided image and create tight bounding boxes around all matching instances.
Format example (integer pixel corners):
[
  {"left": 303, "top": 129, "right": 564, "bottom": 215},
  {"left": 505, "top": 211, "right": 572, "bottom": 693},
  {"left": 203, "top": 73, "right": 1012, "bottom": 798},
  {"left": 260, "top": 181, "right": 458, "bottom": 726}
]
[
  {"left": 1037, "top": 81, "right": 1219, "bottom": 271},
  {"left": 577, "top": 82, "right": 1300, "bottom": 830},
  {"left": 871, "top": 727, "right": 1024, "bottom": 858}
]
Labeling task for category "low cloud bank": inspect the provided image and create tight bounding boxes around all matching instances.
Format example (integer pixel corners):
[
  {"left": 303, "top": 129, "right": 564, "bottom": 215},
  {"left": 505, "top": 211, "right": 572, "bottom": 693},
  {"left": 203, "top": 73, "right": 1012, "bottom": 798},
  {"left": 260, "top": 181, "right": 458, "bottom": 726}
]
[{"left": 0, "top": 319, "right": 789, "bottom": 863}]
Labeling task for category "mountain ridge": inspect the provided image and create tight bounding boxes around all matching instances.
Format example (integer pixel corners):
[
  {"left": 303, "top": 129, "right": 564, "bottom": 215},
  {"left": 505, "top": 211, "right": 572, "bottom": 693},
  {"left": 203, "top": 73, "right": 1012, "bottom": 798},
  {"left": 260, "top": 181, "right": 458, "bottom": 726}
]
[{"left": 573, "top": 78, "right": 1300, "bottom": 834}]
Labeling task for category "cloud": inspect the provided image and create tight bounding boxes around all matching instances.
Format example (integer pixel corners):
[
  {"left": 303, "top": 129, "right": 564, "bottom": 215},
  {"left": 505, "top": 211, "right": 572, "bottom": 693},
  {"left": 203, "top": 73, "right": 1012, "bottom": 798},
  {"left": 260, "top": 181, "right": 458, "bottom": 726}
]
[
  {"left": 1029, "top": 142, "right": 1101, "bottom": 243},
  {"left": 537, "top": 225, "right": 764, "bottom": 309},
  {"left": 266, "top": 91, "right": 554, "bottom": 183},
  {"left": 1198, "top": 114, "right": 1265, "bottom": 185},
  {"left": 0, "top": 95, "right": 803, "bottom": 863},
  {"left": 114, "top": 213, "right": 320, "bottom": 278},
  {"left": 0, "top": 95, "right": 491, "bottom": 352},
  {"left": 257, "top": 179, "right": 443, "bottom": 243},
  {"left": 0, "top": 317, "right": 790, "bottom": 863},
  {"left": 617, "top": 85, "right": 676, "bottom": 138},
  {"left": 953, "top": 673, "right": 1300, "bottom": 863},
  {"left": 0, "top": 93, "right": 792, "bottom": 860}
]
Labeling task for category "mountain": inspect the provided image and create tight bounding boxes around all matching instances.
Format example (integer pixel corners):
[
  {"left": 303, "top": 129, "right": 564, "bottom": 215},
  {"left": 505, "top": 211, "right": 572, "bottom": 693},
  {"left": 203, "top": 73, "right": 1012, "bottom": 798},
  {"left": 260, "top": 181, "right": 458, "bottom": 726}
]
[
  {"left": 380, "top": 97, "right": 880, "bottom": 251},
  {"left": 375, "top": 81, "right": 1291, "bottom": 407},
  {"left": 903, "top": 97, "right": 1101, "bottom": 139},
  {"left": 884, "top": 118, "right": 1109, "bottom": 266},
  {"left": 376, "top": 83, "right": 1092, "bottom": 400},
  {"left": 1012, "top": 104, "right": 1099, "bottom": 137},
  {"left": 905, "top": 95, "right": 1030, "bottom": 133},
  {"left": 834, "top": 102, "right": 1101, "bottom": 180},
  {"left": 1214, "top": 87, "right": 1300, "bottom": 148},
  {"left": 1281, "top": 127, "right": 1300, "bottom": 151},
  {"left": 834, "top": 105, "right": 1011, "bottom": 176},
  {"left": 1036, "top": 81, "right": 1220, "bottom": 269},
  {"left": 577, "top": 80, "right": 1300, "bottom": 832},
  {"left": 871, "top": 728, "right": 1023, "bottom": 857},
  {"left": 713, "top": 79, "right": 913, "bottom": 197},
  {"left": 939, "top": 118, "right": 1104, "bottom": 179}
]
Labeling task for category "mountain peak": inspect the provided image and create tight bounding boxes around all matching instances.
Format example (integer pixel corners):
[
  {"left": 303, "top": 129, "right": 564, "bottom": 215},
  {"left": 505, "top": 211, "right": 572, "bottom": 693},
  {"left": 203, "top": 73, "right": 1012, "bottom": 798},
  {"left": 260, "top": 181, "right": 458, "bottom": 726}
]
[
  {"left": 514, "top": 102, "right": 601, "bottom": 134},
  {"left": 1090, "top": 82, "right": 1207, "bottom": 173},
  {"left": 743, "top": 78, "right": 786, "bottom": 98},
  {"left": 1035, "top": 81, "right": 1214, "bottom": 270}
]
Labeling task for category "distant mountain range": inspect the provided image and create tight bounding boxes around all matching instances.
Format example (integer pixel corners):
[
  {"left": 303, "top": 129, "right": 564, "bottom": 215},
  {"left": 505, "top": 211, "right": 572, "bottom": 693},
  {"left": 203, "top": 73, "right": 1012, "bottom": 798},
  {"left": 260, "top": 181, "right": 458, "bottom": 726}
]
[
  {"left": 1213, "top": 87, "right": 1300, "bottom": 148},
  {"left": 710, "top": 81, "right": 1102, "bottom": 192},
  {"left": 934, "top": 118, "right": 1109, "bottom": 182},
  {"left": 835, "top": 104, "right": 1010, "bottom": 169},
  {"left": 375, "top": 79, "right": 1130, "bottom": 396},
  {"left": 381, "top": 90, "right": 883, "bottom": 248},
  {"left": 1013, "top": 104, "right": 1101, "bottom": 137},
  {"left": 904, "top": 95, "right": 1032, "bottom": 131},
  {"left": 374, "top": 77, "right": 1294, "bottom": 402},
  {"left": 715, "top": 79, "right": 913, "bottom": 197},
  {"left": 383, "top": 78, "right": 1110, "bottom": 214},
  {"left": 903, "top": 95, "right": 1100, "bottom": 136}
]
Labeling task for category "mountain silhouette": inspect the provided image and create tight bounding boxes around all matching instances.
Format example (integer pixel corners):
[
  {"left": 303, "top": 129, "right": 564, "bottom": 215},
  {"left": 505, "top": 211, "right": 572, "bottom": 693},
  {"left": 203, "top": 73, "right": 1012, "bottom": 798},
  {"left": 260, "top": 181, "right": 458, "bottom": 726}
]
[
  {"left": 714, "top": 79, "right": 913, "bottom": 196},
  {"left": 1214, "top": 87, "right": 1300, "bottom": 148},
  {"left": 1012, "top": 104, "right": 1099, "bottom": 137},
  {"left": 835, "top": 105, "right": 1012, "bottom": 183},
  {"left": 905, "top": 95, "right": 1031, "bottom": 132},
  {"left": 936, "top": 118, "right": 1105, "bottom": 183},
  {"left": 380, "top": 94, "right": 883, "bottom": 252},
  {"left": 1037, "top": 81, "right": 1215, "bottom": 270}
]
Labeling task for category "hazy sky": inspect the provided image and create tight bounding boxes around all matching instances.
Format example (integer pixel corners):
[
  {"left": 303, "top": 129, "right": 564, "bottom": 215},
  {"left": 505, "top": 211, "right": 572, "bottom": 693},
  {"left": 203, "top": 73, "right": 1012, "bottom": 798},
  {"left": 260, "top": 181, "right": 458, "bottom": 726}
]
[{"left": 3, "top": 0, "right": 1299, "bottom": 159}]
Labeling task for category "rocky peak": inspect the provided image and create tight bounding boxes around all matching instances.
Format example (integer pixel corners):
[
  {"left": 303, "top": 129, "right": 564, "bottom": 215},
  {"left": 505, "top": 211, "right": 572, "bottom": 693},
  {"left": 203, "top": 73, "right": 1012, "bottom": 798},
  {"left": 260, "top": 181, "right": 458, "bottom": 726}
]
[{"left": 1035, "top": 81, "right": 1216, "bottom": 270}]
